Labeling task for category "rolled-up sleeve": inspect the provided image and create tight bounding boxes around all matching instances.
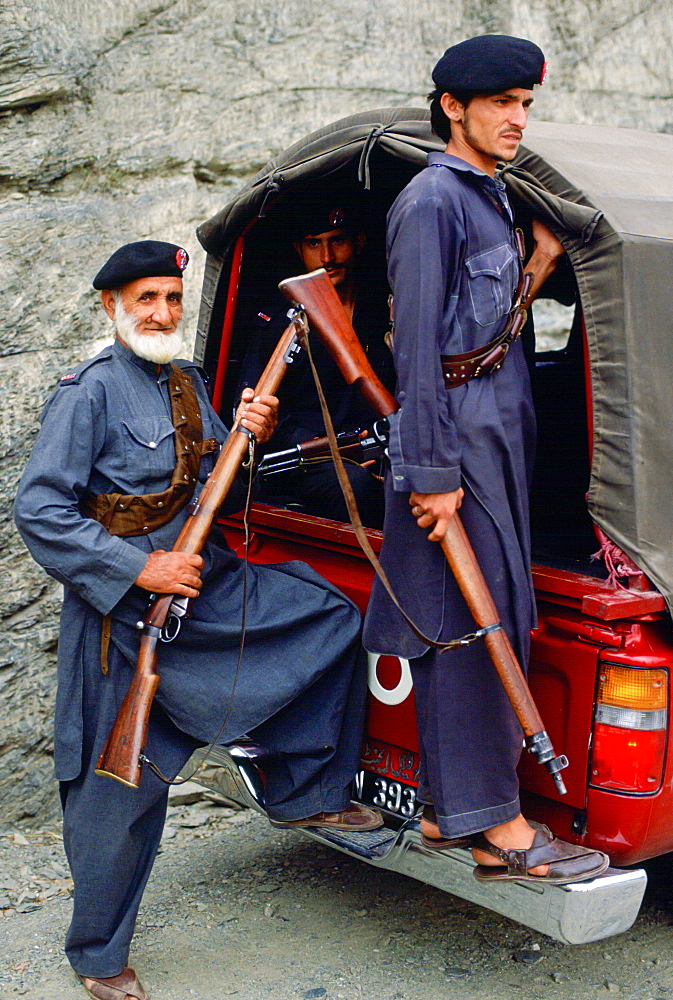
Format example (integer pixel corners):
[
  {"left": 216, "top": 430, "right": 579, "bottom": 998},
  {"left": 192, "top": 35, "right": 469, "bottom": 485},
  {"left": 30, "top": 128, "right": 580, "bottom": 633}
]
[
  {"left": 14, "top": 382, "right": 148, "bottom": 615},
  {"left": 386, "top": 186, "right": 463, "bottom": 494}
]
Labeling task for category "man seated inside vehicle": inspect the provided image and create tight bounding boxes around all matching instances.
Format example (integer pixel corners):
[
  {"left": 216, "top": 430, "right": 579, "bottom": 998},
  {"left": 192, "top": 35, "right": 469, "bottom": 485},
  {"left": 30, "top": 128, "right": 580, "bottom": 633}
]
[{"left": 237, "top": 189, "right": 394, "bottom": 529}]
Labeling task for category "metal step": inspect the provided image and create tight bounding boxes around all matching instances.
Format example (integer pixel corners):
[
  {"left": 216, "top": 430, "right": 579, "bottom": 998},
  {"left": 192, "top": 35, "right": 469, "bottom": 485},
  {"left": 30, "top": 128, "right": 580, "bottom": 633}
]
[
  {"left": 300, "top": 821, "right": 646, "bottom": 945},
  {"left": 182, "top": 745, "right": 647, "bottom": 946}
]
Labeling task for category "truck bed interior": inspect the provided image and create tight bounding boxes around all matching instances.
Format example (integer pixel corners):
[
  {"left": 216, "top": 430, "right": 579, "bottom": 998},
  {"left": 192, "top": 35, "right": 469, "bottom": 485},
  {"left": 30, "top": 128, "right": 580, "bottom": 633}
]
[{"left": 208, "top": 157, "right": 605, "bottom": 580}]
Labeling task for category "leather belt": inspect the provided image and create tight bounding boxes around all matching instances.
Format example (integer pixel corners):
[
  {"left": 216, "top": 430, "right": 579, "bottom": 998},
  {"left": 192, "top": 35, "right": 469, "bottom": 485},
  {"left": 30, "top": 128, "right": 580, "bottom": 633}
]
[
  {"left": 441, "top": 270, "right": 533, "bottom": 389},
  {"left": 441, "top": 337, "right": 511, "bottom": 388}
]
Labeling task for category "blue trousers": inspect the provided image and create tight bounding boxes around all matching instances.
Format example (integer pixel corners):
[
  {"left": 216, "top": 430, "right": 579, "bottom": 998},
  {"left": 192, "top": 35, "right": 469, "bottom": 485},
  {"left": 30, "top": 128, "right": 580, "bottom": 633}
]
[
  {"left": 407, "top": 483, "right": 532, "bottom": 840},
  {"left": 60, "top": 560, "right": 365, "bottom": 979}
]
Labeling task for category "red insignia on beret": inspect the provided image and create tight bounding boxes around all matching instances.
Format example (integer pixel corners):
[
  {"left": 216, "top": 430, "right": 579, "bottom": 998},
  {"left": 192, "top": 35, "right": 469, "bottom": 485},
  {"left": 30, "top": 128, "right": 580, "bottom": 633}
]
[
  {"left": 175, "top": 248, "right": 189, "bottom": 271},
  {"left": 540, "top": 61, "right": 549, "bottom": 84},
  {"left": 329, "top": 209, "right": 344, "bottom": 228}
]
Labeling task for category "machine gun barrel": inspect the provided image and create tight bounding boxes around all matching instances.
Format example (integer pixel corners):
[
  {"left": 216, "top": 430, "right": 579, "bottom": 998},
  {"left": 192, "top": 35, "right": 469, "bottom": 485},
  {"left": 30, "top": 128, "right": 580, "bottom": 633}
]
[{"left": 258, "top": 420, "right": 390, "bottom": 479}]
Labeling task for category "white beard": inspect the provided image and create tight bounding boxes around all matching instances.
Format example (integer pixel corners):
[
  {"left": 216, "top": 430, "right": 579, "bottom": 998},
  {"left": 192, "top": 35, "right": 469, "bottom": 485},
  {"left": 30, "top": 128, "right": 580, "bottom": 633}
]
[{"left": 114, "top": 299, "right": 184, "bottom": 364}]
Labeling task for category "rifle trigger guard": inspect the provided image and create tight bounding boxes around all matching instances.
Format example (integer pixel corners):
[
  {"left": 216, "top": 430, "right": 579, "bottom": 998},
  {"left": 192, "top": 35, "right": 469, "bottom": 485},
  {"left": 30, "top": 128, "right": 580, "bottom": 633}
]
[{"left": 161, "top": 614, "right": 182, "bottom": 643}]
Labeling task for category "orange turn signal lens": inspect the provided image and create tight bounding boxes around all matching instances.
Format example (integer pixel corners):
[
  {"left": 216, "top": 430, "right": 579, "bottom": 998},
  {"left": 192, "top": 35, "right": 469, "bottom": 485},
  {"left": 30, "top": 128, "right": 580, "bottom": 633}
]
[{"left": 597, "top": 663, "right": 668, "bottom": 712}]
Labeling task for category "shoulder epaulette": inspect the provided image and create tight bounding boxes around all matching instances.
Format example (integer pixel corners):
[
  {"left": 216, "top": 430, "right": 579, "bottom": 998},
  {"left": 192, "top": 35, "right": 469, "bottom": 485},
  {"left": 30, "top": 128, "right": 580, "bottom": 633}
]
[{"left": 58, "top": 346, "right": 114, "bottom": 386}]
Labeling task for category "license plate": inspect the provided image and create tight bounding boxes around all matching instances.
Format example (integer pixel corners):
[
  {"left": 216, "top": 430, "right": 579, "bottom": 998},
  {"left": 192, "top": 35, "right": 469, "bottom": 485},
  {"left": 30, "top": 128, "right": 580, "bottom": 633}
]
[{"left": 355, "top": 768, "right": 418, "bottom": 818}]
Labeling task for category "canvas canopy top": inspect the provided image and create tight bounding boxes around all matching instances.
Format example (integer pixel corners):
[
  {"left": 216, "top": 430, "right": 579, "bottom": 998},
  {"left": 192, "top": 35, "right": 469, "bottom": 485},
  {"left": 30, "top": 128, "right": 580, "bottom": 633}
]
[{"left": 196, "top": 108, "right": 673, "bottom": 614}]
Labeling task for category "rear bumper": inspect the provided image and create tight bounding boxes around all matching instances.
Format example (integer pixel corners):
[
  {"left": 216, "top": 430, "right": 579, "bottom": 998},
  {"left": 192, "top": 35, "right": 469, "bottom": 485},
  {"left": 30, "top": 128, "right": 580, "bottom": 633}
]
[{"left": 184, "top": 744, "right": 647, "bottom": 946}]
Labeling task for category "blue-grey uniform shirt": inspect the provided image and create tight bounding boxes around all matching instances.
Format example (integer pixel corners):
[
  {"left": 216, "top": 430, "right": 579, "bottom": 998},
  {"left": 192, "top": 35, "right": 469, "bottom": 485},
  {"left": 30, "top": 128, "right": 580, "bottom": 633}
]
[
  {"left": 15, "top": 339, "right": 228, "bottom": 616},
  {"left": 15, "top": 339, "right": 365, "bottom": 784},
  {"left": 386, "top": 151, "right": 521, "bottom": 495},
  {"left": 364, "top": 151, "right": 536, "bottom": 659}
]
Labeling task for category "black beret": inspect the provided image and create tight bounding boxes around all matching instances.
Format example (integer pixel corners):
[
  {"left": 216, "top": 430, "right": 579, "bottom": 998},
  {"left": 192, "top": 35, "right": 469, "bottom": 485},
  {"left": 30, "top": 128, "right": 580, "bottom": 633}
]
[
  {"left": 286, "top": 186, "right": 364, "bottom": 239},
  {"left": 432, "top": 34, "right": 547, "bottom": 95},
  {"left": 92, "top": 240, "right": 190, "bottom": 290}
]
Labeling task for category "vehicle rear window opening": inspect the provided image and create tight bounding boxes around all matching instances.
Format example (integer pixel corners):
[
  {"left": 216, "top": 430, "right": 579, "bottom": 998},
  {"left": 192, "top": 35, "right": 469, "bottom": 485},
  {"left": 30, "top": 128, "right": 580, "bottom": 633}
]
[{"left": 214, "top": 168, "right": 602, "bottom": 578}]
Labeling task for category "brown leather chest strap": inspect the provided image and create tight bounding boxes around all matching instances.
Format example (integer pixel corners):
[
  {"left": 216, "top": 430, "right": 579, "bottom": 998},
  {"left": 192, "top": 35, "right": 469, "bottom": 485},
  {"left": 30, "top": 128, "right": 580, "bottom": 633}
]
[
  {"left": 81, "top": 365, "right": 219, "bottom": 537},
  {"left": 441, "top": 270, "right": 533, "bottom": 389}
]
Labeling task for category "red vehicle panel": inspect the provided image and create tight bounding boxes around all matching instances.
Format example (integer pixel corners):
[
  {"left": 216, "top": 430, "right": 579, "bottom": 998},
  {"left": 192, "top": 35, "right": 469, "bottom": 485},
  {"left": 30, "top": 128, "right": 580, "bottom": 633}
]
[
  {"left": 194, "top": 115, "right": 673, "bottom": 919},
  {"left": 220, "top": 506, "right": 671, "bottom": 864}
]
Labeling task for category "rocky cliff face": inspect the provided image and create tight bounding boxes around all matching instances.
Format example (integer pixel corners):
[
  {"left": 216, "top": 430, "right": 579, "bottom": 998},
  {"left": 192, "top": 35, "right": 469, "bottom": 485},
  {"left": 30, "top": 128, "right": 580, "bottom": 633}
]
[{"left": 1, "top": 0, "right": 672, "bottom": 823}]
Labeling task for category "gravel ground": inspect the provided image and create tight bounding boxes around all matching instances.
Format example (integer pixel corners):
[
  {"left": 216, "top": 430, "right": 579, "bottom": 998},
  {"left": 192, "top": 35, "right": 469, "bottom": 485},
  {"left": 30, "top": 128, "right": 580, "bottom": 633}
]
[{"left": 2, "top": 785, "right": 673, "bottom": 1000}]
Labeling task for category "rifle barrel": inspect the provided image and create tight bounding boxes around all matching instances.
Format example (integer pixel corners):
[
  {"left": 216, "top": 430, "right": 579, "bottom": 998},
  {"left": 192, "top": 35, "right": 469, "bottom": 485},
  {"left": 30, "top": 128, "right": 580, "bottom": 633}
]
[
  {"left": 95, "top": 315, "right": 303, "bottom": 787},
  {"left": 280, "top": 267, "right": 568, "bottom": 794}
]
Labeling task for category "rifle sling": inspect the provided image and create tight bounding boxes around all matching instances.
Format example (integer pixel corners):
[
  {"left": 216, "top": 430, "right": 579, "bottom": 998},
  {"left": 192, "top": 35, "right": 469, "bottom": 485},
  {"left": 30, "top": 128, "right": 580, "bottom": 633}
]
[
  {"left": 299, "top": 330, "right": 501, "bottom": 654},
  {"left": 81, "top": 365, "right": 219, "bottom": 538}
]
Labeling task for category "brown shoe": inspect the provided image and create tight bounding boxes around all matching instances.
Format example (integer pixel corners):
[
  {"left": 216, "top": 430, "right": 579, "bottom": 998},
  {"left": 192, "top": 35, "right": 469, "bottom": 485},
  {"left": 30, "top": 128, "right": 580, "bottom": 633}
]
[
  {"left": 79, "top": 966, "right": 148, "bottom": 1000},
  {"left": 270, "top": 802, "right": 383, "bottom": 831}
]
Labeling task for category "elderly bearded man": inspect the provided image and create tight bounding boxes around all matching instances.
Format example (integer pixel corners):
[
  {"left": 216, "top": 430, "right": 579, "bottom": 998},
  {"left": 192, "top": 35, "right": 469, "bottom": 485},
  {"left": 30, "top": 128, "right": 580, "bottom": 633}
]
[
  {"left": 14, "top": 241, "right": 380, "bottom": 1000},
  {"left": 364, "top": 36, "right": 610, "bottom": 885}
]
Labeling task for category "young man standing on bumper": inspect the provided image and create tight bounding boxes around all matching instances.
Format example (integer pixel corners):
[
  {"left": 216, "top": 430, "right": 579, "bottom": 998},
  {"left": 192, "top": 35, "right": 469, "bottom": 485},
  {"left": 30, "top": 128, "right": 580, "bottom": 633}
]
[{"left": 364, "top": 35, "right": 609, "bottom": 883}]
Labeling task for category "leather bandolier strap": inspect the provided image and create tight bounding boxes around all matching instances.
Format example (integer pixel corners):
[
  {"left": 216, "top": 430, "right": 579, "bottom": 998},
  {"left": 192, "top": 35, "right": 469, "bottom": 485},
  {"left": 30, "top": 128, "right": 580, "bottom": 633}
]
[
  {"left": 439, "top": 294, "right": 528, "bottom": 388},
  {"left": 441, "top": 232, "right": 533, "bottom": 389},
  {"left": 81, "top": 365, "right": 219, "bottom": 537},
  {"left": 100, "top": 613, "right": 112, "bottom": 675}
]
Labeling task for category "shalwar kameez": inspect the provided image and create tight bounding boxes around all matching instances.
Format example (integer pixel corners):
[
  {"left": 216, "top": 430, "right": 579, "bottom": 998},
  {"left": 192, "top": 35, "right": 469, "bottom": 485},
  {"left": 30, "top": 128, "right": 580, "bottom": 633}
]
[
  {"left": 15, "top": 339, "right": 365, "bottom": 978},
  {"left": 363, "top": 152, "right": 537, "bottom": 839}
]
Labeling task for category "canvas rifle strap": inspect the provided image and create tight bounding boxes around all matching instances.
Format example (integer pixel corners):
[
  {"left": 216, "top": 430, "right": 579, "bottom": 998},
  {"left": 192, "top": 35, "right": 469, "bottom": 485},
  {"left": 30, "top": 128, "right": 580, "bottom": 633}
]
[{"left": 299, "top": 330, "right": 500, "bottom": 654}]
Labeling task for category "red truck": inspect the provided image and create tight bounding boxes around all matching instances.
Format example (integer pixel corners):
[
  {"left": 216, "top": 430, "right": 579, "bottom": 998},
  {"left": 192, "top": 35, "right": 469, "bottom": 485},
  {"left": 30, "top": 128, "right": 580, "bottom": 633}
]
[{"left": 185, "top": 110, "right": 673, "bottom": 944}]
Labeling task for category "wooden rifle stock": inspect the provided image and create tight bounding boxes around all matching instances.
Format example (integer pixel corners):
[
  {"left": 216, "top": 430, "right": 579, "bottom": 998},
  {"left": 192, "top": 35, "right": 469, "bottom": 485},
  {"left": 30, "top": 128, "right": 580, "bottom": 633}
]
[
  {"left": 279, "top": 269, "right": 394, "bottom": 418},
  {"left": 279, "top": 268, "right": 568, "bottom": 794},
  {"left": 95, "top": 314, "right": 304, "bottom": 787}
]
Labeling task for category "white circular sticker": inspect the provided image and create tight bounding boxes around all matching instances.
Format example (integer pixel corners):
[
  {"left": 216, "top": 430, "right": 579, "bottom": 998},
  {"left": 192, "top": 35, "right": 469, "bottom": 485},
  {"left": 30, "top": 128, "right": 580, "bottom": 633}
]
[{"left": 367, "top": 652, "right": 413, "bottom": 706}]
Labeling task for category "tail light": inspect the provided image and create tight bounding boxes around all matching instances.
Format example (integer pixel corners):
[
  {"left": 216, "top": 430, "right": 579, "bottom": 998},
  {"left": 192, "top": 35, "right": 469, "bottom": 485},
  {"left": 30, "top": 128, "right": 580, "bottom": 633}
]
[{"left": 589, "top": 662, "right": 668, "bottom": 794}]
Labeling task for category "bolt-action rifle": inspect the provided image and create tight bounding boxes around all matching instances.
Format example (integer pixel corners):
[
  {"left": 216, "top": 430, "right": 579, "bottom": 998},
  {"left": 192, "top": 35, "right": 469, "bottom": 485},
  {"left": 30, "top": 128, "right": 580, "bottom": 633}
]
[
  {"left": 95, "top": 311, "right": 306, "bottom": 788},
  {"left": 279, "top": 268, "right": 569, "bottom": 795}
]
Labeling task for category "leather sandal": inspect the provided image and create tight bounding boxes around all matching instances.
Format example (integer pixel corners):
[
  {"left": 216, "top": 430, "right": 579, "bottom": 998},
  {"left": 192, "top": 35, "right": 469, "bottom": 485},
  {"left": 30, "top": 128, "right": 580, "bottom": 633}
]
[
  {"left": 419, "top": 804, "right": 473, "bottom": 850},
  {"left": 79, "top": 966, "right": 148, "bottom": 1000},
  {"left": 421, "top": 832, "right": 473, "bottom": 849},
  {"left": 269, "top": 802, "right": 383, "bottom": 831},
  {"left": 471, "top": 824, "right": 610, "bottom": 885}
]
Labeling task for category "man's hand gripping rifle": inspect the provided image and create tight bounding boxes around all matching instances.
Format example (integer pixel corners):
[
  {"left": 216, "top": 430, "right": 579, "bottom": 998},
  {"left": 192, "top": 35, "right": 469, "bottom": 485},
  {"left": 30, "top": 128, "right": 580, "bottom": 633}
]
[
  {"left": 95, "top": 310, "right": 306, "bottom": 788},
  {"left": 279, "top": 268, "right": 569, "bottom": 795}
]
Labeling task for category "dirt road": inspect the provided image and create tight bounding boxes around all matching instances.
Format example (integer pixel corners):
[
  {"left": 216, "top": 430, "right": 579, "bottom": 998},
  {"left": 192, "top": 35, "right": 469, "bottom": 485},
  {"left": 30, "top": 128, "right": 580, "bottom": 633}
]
[{"left": 2, "top": 788, "right": 673, "bottom": 1000}]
